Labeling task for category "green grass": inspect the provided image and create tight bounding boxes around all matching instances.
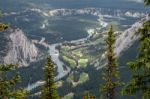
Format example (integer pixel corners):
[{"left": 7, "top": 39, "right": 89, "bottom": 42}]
[
  {"left": 78, "top": 72, "right": 89, "bottom": 84},
  {"left": 66, "top": 72, "right": 89, "bottom": 87},
  {"left": 63, "top": 93, "right": 74, "bottom": 99},
  {"left": 62, "top": 46, "right": 70, "bottom": 51},
  {"left": 56, "top": 80, "right": 63, "bottom": 88},
  {"left": 67, "top": 73, "right": 74, "bottom": 83},
  {"left": 78, "top": 59, "right": 88, "bottom": 68},
  {"left": 62, "top": 56, "right": 77, "bottom": 69},
  {"left": 73, "top": 51, "right": 83, "bottom": 57}
]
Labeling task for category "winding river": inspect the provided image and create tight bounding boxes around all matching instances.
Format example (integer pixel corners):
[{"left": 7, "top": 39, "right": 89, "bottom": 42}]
[
  {"left": 26, "top": 16, "right": 149, "bottom": 91},
  {"left": 26, "top": 29, "right": 93, "bottom": 91}
]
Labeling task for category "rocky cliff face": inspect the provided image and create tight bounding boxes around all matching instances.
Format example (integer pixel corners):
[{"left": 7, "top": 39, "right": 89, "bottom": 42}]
[
  {"left": 2, "top": 28, "right": 39, "bottom": 67},
  {"left": 115, "top": 16, "right": 150, "bottom": 56},
  {"left": 98, "top": 16, "right": 149, "bottom": 69}
]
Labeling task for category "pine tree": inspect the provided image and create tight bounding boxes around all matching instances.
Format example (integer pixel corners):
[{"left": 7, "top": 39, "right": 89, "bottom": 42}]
[
  {"left": 42, "top": 56, "right": 60, "bottom": 99},
  {"left": 101, "top": 26, "right": 121, "bottom": 99},
  {"left": 0, "top": 11, "right": 9, "bottom": 31},
  {"left": 83, "top": 92, "right": 96, "bottom": 99},
  {"left": 144, "top": 0, "right": 150, "bottom": 5},
  {"left": 0, "top": 23, "right": 9, "bottom": 31},
  {"left": 0, "top": 64, "right": 27, "bottom": 99},
  {"left": 122, "top": 20, "right": 150, "bottom": 99}
]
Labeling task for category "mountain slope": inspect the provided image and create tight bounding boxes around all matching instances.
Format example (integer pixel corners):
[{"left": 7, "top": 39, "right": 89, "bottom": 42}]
[{"left": 1, "top": 28, "right": 40, "bottom": 67}]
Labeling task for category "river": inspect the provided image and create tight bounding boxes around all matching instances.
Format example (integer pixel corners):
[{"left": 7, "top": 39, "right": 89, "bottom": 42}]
[
  {"left": 26, "top": 16, "right": 149, "bottom": 91},
  {"left": 26, "top": 29, "right": 94, "bottom": 91}
]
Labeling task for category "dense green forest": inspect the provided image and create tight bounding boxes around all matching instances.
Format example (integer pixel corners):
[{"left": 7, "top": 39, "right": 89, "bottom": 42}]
[{"left": 0, "top": 0, "right": 150, "bottom": 99}]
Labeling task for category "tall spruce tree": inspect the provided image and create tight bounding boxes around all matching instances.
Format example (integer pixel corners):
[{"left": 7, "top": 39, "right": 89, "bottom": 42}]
[
  {"left": 83, "top": 92, "right": 96, "bottom": 99},
  {"left": 101, "top": 26, "right": 121, "bottom": 99},
  {"left": 144, "top": 0, "right": 150, "bottom": 5},
  {"left": 122, "top": 1, "right": 150, "bottom": 98},
  {"left": 0, "top": 64, "right": 27, "bottom": 99},
  {"left": 0, "top": 11, "right": 9, "bottom": 31},
  {"left": 42, "top": 56, "right": 60, "bottom": 99},
  {"left": 122, "top": 20, "right": 150, "bottom": 99}
]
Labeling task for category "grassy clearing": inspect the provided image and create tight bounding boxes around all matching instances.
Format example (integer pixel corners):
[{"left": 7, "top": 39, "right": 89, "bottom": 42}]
[
  {"left": 56, "top": 80, "right": 63, "bottom": 88},
  {"left": 73, "top": 51, "right": 83, "bottom": 57},
  {"left": 67, "top": 73, "right": 74, "bottom": 83},
  {"left": 63, "top": 93, "right": 74, "bottom": 99},
  {"left": 62, "top": 56, "right": 77, "bottom": 69},
  {"left": 78, "top": 59, "right": 88, "bottom": 68},
  {"left": 78, "top": 72, "right": 89, "bottom": 84}
]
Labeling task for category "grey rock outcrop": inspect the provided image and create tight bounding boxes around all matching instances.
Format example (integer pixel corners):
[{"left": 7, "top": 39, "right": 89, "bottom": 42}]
[
  {"left": 2, "top": 28, "right": 39, "bottom": 67},
  {"left": 115, "top": 16, "right": 150, "bottom": 56}
]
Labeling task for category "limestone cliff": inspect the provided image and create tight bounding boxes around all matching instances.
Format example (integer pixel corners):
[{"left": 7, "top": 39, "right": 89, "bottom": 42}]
[
  {"left": 2, "top": 28, "right": 40, "bottom": 67},
  {"left": 115, "top": 16, "right": 150, "bottom": 56}
]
